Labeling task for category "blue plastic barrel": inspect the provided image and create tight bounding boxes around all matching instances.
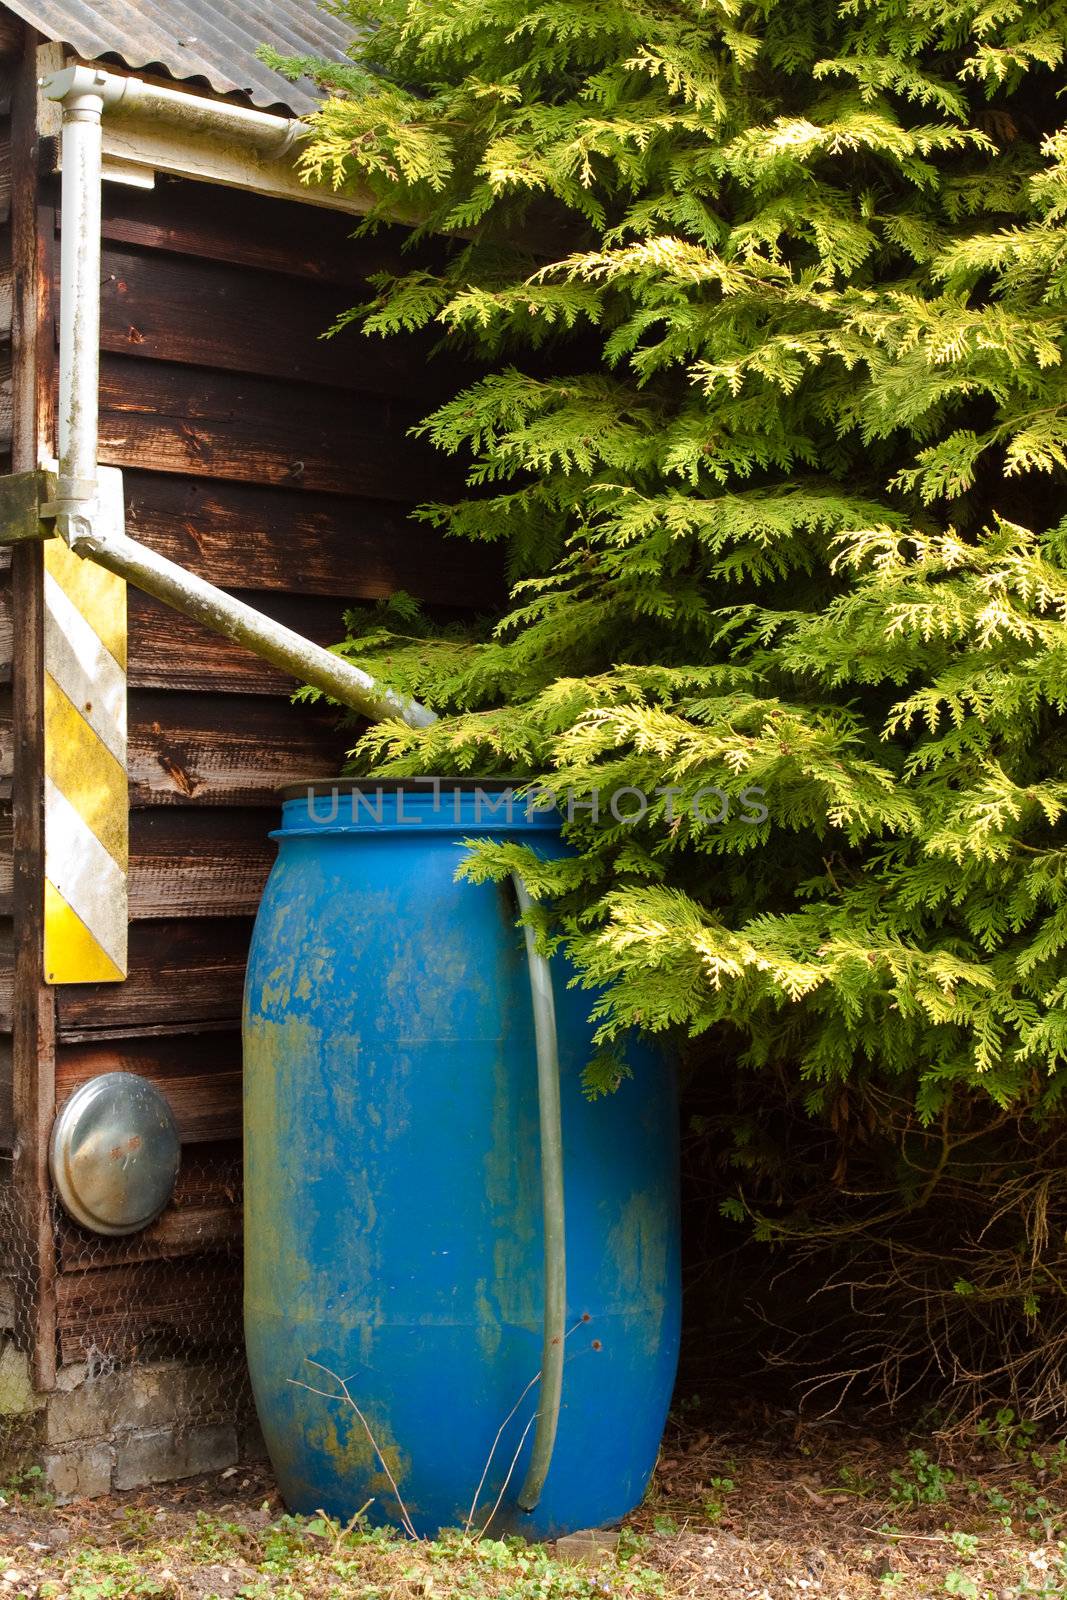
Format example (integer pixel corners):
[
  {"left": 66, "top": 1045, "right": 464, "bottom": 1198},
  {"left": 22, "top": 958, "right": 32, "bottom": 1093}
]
[{"left": 243, "top": 780, "right": 680, "bottom": 1539}]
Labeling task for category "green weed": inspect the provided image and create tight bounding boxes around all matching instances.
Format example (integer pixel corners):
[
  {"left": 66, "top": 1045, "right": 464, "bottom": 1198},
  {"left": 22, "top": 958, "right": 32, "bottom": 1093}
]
[
  {"left": 889, "top": 1450, "right": 956, "bottom": 1508},
  {"left": 1, "top": 1463, "right": 53, "bottom": 1508},
  {"left": 702, "top": 1475, "right": 736, "bottom": 1524}
]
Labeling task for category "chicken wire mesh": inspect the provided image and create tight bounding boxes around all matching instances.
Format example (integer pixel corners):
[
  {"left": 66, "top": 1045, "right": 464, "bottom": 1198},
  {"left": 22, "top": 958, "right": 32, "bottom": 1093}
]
[{"left": 0, "top": 1143, "right": 252, "bottom": 1486}]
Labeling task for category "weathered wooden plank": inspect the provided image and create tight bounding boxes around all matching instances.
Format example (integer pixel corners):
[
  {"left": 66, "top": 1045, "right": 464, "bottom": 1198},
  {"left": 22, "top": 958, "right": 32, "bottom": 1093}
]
[
  {"left": 129, "top": 589, "right": 352, "bottom": 696},
  {"left": 0, "top": 802, "right": 13, "bottom": 916},
  {"left": 0, "top": 914, "right": 14, "bottom": 1022},
  {"left": 56, "top": 1033, "right": 242, "bottom": 1143},
  {"left": 130, "top": 588, "right": 496, "bottom": 697},
  {"left": 0, "top": 15, "right": 21, "bottom": 61},
  {"left": 0, "top": 265, "right": 12, "bottom": 337},
  {"left": 0, "top": 1152, "right": 14, "bottom": 1273},
  {"left": 129, "top": 690, "right": 349, "bottom": 808},
  {"left": 58, "top": 1019, "right": 240, "bottom": 1045},
  {"left": 0, "top": 339, "right": 12, "bottom": 454},
  {"left": 95, "top": 242, "right": 461, "bottom": 400},
  {"left": 58, "top": 1204, "right": 240, "bottom": 1273},
  {"left": 0, "top": 685, "right": 17, "bottom": 794},
  {"left": 55, "top": 919, "right": 252, "bottom": 1037},
  {"left": 98, "top": 178, "right": 426, "bottom": 286},
  {"left": 0, "top": 128, "right": 10, "bottom": 226},
  {"left": 128, "top": 809, "right": 276, "bottom": 918},
  {"left": 0, "top": 569, "right": 13, "bottom": 671},
  {"left": 0, "top": 919, "right": 13, "bottom": 1037},
  {"left": 55, "top": 1255, "right": 242, "bottom": 1365},
  {"left": 0, "top": 1034, "right": 11, "bottom": 1149},
  {"left": 166, "top": 1142, "right": 241, "bottom": 1204},
  {"left": 57, "top": 1144, "right": 242, "bottom": 1272},
  {"left": 124, "top": 471, "right": 500, "bottom": 608},
  {"left": 98, "top": 354, "right": 453, "bottom": 501},
  {"left": 0, "top": 32, "right": 22, "bottom": 89}
]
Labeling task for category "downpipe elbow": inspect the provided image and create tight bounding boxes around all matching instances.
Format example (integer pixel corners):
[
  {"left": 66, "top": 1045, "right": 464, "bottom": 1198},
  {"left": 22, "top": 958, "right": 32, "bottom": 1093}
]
[{"left": 52, "top": 498, "right": 103, "bottom": 558}]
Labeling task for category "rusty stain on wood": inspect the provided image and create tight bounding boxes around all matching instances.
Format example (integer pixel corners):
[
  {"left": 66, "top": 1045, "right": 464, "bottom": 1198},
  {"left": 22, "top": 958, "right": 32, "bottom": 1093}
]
[
  {"left": 129, "top": 691, "right": 349, "bottom": 807},
  {"left": 154, "top": 750, "right": 200, "bottom": 799}
]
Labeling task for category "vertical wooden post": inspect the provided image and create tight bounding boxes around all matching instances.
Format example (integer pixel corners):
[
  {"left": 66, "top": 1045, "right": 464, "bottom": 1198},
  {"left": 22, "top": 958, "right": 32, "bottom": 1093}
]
[{"left": 10, "top": 27, "right": 58, "bottom": 1391}]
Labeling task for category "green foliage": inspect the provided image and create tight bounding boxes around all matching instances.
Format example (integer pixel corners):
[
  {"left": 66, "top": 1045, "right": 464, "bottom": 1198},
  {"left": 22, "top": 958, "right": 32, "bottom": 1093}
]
[
  {"left": 285, "top": 0, "right": 1067, "bottom": 1411},
  {"left": 38, "top": 1506, "right": 665, "bottom": 1600},
  {"left": 702, "top": 1475, "right": 737, "bottom": 1523},
  {"left": 0, "top": 1460, "right": 50, "bottom": 1507},
  {"left": 890, "top": 1448, "right": 956, "bottom": 1507}
]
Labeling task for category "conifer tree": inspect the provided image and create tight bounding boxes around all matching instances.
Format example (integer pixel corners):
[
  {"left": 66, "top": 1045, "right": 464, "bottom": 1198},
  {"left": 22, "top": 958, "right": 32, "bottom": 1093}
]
[{"left": 273, "top": 0, "right": 1067, "bottom": 1412}]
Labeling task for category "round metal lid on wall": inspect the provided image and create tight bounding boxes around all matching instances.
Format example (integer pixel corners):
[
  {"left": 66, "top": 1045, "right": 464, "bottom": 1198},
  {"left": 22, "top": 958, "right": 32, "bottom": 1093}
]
[{"left": 49, "top": 1072, "right": 181, "bottom": 1236}]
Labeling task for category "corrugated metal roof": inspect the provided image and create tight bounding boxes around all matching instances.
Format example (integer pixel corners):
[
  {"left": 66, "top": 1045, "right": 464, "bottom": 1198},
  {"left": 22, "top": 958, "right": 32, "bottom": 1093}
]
[{"left": 3, "top": 0, "right": 358, "bottom": 114}]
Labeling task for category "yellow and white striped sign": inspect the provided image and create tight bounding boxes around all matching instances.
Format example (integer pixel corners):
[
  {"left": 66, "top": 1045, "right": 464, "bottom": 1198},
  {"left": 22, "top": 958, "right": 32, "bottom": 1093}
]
[{"left": 43, "top": 466, "right": 128, "bottom": 983}]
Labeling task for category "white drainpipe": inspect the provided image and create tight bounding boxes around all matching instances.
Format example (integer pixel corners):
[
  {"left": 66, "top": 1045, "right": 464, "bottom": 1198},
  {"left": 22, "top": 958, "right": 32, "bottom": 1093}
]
[{"left": 41, "top": 63, "right": 436, "bottom": 729}]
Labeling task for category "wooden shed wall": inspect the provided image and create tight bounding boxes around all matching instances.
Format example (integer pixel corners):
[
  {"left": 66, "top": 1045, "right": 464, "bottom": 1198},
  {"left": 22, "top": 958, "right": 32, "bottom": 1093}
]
[
  {"left": 0, "top": 38, "right": 15, "bottom": 1352},
  {"left": 0, "top": 45, "right": 15, "bottom": 1154},
  {"left": 31, "top": 170, "right": 487, "bottom": 1368},
  {"left": 3, "top": 21, "right": 49, "bottom": 1374}
]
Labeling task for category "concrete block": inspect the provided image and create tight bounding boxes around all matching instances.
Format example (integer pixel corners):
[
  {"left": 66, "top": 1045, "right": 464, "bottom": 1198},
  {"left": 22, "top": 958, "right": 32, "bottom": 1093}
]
[
  {"left": 112, "top": 1423, "right": 238, "bottom": 1491},
  {"left": 44, "top": 1372, "right": 128, "bottom": 1444},
  {"left": 130, "top": 1361, "right": 221, "bottom": 1428},
  {"left": 0, "top": 1344, "right": 38, "bottom": 1417},
  {"left": 43, "top": 1444, "right": 113, "bottom": 1502},
  {"left": 46, "top": 1359, "right": 229, "bottom": 1445},
  {"left": 55, "top": 1364, "right": 90, "bottom": 1393},
  {"left": 32, "top": 1358, "right": 254, "bottom": 1492}
]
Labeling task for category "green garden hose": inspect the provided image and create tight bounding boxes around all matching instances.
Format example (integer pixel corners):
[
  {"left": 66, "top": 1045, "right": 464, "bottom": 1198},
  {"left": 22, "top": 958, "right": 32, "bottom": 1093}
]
[{"left": 512, "top": 872, "right": 566, "bottom": 1513}]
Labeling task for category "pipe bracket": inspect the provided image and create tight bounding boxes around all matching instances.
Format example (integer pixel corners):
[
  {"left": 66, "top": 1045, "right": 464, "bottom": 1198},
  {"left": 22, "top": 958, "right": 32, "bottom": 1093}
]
[{"left": 0, "top": 468, "right": 58, "bottom": 543}]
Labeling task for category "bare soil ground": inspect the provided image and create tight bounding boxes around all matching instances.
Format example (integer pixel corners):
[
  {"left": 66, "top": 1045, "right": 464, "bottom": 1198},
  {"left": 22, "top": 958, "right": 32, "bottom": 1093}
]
[
  {"left": 630, "top": 1403, "right": 1065, "bottom": 1598},
  {"left": 0, "top": 1405, "right": 1063, "bottom": 1600}
]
